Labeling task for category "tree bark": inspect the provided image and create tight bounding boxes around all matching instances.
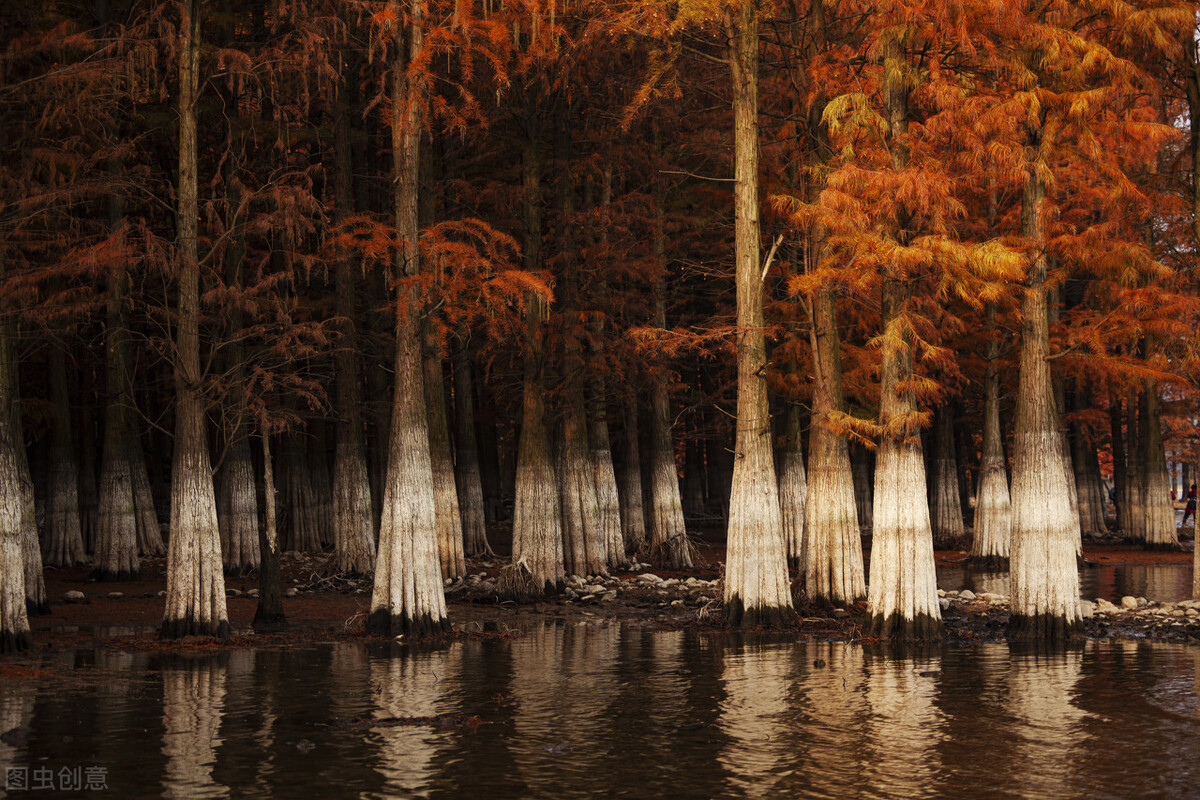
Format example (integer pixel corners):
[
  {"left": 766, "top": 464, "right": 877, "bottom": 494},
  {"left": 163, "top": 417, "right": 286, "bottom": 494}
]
[
  {"left": 0, "top": 249, "right": 31, "bottom": 652},
  {"left": 1140, "top": 369, "right": 1178, "bottom": 550},
  {"left": 969, "top": 309, "right": 1011, "bottom": 568},
  {"left": 1109, "top": 389, "right": 1128, "bottom": 534},
  {"left": 452, "top": 340, "right": 492, "bottom": 557},
  {"left": 367, "top": 0, "right": 449, "bottom": 637},
  {"left": 43, "top": 346, "right": 86, "bottom": 567},
  {"left": 722, "top": 2, "right": 792, "bottom": 628},
  {"left": 777, "top": 402, "right": 807, "bottom": 568},
  {"left": 850, "top": 443, "right": 873, "bottom": 534},
  {"left": 618, "top": 396, "right": 648, "bottom": 555},
  {"left": 1007, "top": 134, "right": 1080, "bottom": 641},
  {"left": 162, "top": 0, "right": 229, "bottom": 639},
  {"left": 930, "top": 405, "right": 966, "bottom": 549},
  {"left": 1124, "top": 386, "right": 1145, "bottom": 542},
  {"left": 424, "top": 352, "right": 466, "bottom": 578},
  {"left": 216, "top": 436, "right": 259, "bottom": 573}
]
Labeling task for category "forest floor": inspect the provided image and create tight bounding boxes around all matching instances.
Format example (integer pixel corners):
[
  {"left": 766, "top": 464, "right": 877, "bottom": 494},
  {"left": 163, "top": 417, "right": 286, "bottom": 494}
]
[{"left": 16, "top": 523, "right": 1200, "bottom": 655}]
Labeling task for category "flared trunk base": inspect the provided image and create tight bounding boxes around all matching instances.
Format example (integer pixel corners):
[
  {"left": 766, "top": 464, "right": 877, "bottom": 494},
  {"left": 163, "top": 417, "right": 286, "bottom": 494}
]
[
  {"left": 724, "top": 595, "right": 797, "bottom": 630},
  {"left": 866, "top": 611, "right": 945, "bottom": 642},
  {"left": 365, "top": 609, "right": 450, "bottom": 639},
  {"left": 0, "top": 629, "right": 32, "bottom": 654},
  {"left": 90, "top": 567, "right": 140, "bottom": 582},
  {"left": 161, "top": 615, "right": 231, "bottom": 640},
  {"left": 1007, "top": 612, "right": 1081, "bottom": 643}
]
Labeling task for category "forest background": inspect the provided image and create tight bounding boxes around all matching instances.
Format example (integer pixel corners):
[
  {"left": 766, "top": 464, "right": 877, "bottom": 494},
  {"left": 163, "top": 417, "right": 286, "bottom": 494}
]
[{"left": 2, "top": 0, "right": 1200, "bottom": 649}]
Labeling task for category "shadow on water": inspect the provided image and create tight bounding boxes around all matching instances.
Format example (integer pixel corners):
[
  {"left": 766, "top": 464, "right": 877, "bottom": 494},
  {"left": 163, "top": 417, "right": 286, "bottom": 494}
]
[{"left": 4, "top": 623, "right": 1200, "bottom": 798}]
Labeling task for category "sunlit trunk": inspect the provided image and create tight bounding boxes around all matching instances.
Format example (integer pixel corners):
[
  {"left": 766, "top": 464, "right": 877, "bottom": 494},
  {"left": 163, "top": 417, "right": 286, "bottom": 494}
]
[
  {"left": 216, "top": 436, "right": 260, "bottom": 573},
  {"left": 970, "top": 318, "right": 1011, "bottom": 567},
  {"left": 368, "top": 0, "right": 449, "bottom": 637},
  {"left": 778, "top": 402, "right": 807, "bottom": 567},
  {"left": 618, "top": 397, "right": 648, "bottom": 554},
  {"left": 424, "top": 352, "right": 466, "bottom": 578},
  {"left": 930, "top": 405, "right": 966, "bottom": 549},
  {"left": 0, "top": 260, "right": 31, "bottom": 651},
  {"left": 723, "top": 1, "right": 792, "bottom": 627}
]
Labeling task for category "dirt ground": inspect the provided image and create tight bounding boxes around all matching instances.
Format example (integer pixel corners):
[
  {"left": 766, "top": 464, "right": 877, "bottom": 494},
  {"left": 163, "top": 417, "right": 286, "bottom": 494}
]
[{"left": 14, "top": 532, "right": 1199, "bottom": 655}]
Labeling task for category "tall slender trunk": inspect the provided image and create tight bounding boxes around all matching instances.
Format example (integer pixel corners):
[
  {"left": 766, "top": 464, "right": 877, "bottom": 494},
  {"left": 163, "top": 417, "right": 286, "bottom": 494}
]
[
  {"left": 683, "top": 434, "right": 707, "bottom": 517},
  {"left": 217, "top": 436, "right": 259, "bottom": 573},
  {"left": 307, "top": 420, "right": 335, "bottom": 548},
  {"left": 1007, "top": 125, "right": 1080, "bottom": 640},
  {"left": 329, "top": 101, "right": 375, "bottom": 576},
  {"left": 368, "top": 0, "right": 448, "bottom": 636},
  {"left": 452, "top": 339, "right": 491, "bottom": 556},
  {"left": 1141, "top": 369, "right": 1178, "bottom": 550},
  {"left": 425, "top": 352, "right": 465, "bottom": 578},
  {"left": 970, "top": 306, "right": 1011, "bottom": 567},
  {"left": 43, "top": 347, "right": 86, "bottom": 566},
  {"left": 1070, "top": 383, "right": 1106, "bottom": 538},
  {"left": 94, "top": 271, "right": 140, "bottom": 580},
  {"left": 618, "top": 396, "right": 647, "bottom": 554},
  {"left": 506, "top": 97, "right": 564, "bottom": 598},
  {"left": 131, "top": 440, "right": 164, "bottom": 555},
  {"left": 930, "top": 405, "right": 965, "bottom": 549},
  {"left": 866, "top": 39, "right": 941, "bottom": 640},
  {"left": 777, "top": 402, "right": 807, "bottom": 567},
  {"left": 850, "top": 444, "right": 873, "bottom": 533},
  {"left": 1124, "top": 386, "right": 1145, "bottom": 542},
  {"left": 1110, "top": 389, "right": 1128, "bottom": 534},
  {"left": 475, "top": 364, "right": 504, "bottom": 524},
  {"left": 77, "top": 367, "right": 99, "bottom": 554},
  {"left": 283, "top": 435, "right": 324, "bottom": 553},
  {"left": 723, "top": 2, "right": 792, "bottom": 628},
  {"left": 0, "top": 266, "right": 31, "bottom": 650},
  {"left": 163, "top": 0, "right": 229, "bottom": 639}
]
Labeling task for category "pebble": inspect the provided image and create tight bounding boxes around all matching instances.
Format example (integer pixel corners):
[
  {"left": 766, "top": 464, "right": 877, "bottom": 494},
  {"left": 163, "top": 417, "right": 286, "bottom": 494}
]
[
  {"left": 601, "top": 591, "right": 617, "bottom": 602},
  {"left": 1121, "top": 596, "right": 1139, "bottom": 610},
  {"left": 582, "top": 584, "right": 606, "bottom": 595},
  {"left": 285, "top": 587, "right": 300, "bottom": 598},
  {"left": 1096, "top": 598, "right": 1119, "bottom": 613},
  {"left": 106, "top": 592, "right": 124, "bottom": 600},
  {"left": 226, "top": 589, "right": 242, "bottom": 598},
  {"left": 638, "top": 573, "right": 663, "bottom": 584},
  {"left": 1079, "top": 600, "right": 1095, "bottom": 619},
  {"left": 937, "top": 589, "right": 946, "bottom": 597},
  {"left": 959, "top": 590, "right": 976, "bottom": 601},
  {"left": 247, "top": 589, "right": 260, "bottom": 598},
  {"left": 938, "top": 598, "right": 950, "bottom": 611},
  {"left": 64, "top": 591, "right": 86, "bottom": 603}
]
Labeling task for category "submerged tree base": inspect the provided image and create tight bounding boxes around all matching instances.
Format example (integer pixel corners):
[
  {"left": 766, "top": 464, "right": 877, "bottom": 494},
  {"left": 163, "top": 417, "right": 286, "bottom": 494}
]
[
  {"left": 365, "top": 609, "right": 450, "bottom": 639},
  {"left": 25, "top": 599, "right": 50, "bottom": 617},
  {"left": 1007, "top": 612, "right": 1081, "bottom": 642},
  {"left": 724, "top": 596, "right": 797, "bottom": 630},
  {"left": 866, "top": 612, "right": 946, "bottom": 642},
  {"left": 161, "top": 616, "right": 231, "bottom": 640},
  {"left": 0, "top": 629, "right": 32, "bottom": 653}
]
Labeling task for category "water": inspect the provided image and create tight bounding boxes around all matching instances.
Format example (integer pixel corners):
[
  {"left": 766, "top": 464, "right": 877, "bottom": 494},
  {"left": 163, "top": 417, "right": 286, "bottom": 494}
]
[
  {"left": 938, "top": 562, "right": 1194, "bottom": 603},
  {"left": 4, "top": 624, "right": 1200, "bottom": 799}
]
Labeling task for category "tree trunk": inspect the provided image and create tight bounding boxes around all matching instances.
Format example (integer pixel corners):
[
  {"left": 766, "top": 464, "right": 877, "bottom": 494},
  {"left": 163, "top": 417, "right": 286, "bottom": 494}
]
[
  {"left": 683, "top": 433, "right": 707, "bottom": 517},
  {"left": 1141, "top": 372, "right": 1178, "bottom": 550},
  {"left": 850, "top": 443, "right": 873, "bottom": 534},
  {"left": 42, "top": 346, "right": 86, "bottom": 567},
  {"left": 307, "top": 420, "right": 335, "bottom": 548},
  {"left": 163, "top": 0, "right": 229, "bottom": 639},
  {"left": 216, "top": 436, "right": 259, "bottom": 573},
  {"left": 130, "top": 440, "right": 164, "bottom": 556},
  {"left": 723, "top": 2, "right": 792, "bottom": 628},
  {"left": 866, "top": 278, "right": 942, "bottom": 640},
  {"left": 329, "top": 103, "right": 376, "bottom": 576},
  {"left": 969, "top": 311, "right": 1011, "bottom": 568},
  {"left": 865, "top": 33, "right": 940, "bottom": 641},
  {"left": 93, "top": 271, "right": 140, "bottom": 580},
  {"left": 1109, "top": 389, "right": 1128, "bottom": 534},
  {"left": 930, "top": 405, "right": 966, "bottom": 549},
  {"left": 77, "top": 370, "right": 99, "bottom": 554},
  {"left": 1007, "top": 140, "right": 1080, "bottom": 641},
  {"left": 618, "top": 396, "right": 647, "bottom": 555},
  {"left": 452, "top": 340, "right": 492, "bottom": 557},
  {"left": 474, "top": 366, "right": 504, "bottom": 525},
  {"left": 367, "top": 0, "right": 449, "bottom": 637},
  {"left": 0, "top": 247, "right": 31, "bottom": 651},
  {"left": 1070, "top": 383, "right": 1106, "bottom": 538},
  {"left": 424, "top": 352, "right": 466, "bottom": 578},
  {"left": 1124, "top": 386, "right": 1145, "bottom": 542},
  {"left": 283, "top": 435, "right": 324, "bottom": 553},
  {"left": 254, "top": 428, "right": 285, "bottom": 629},
  {"left": 777, "top": 402, "right": 807, "bottom": 568}
]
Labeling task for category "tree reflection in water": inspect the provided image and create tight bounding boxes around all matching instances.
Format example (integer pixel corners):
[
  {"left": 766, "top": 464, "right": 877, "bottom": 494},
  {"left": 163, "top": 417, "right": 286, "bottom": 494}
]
[{"left": 161, "top": 654, "right": 229, "bottom": 799}]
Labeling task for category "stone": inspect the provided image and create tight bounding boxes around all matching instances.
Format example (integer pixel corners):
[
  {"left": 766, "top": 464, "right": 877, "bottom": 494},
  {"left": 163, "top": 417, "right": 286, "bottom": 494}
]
[
  {"left": 64, "top": 591, "right": 86, "bottom": 603},
  {"left": 1121, "top": 596, "right": 1139, "bottom": 610},
  {"left": 247, "top": 589, "right": 260, "bottom": 598},
  {"left": 1096, "top": 599, "right": 1119, "bottom": 613},
  {"left": 226, "top": 589, "right": 242, "bottom": 598},
  {"left": 106, "top": 592, "right": 124, "bottom": 600},
  {"left": 601, "top": 591, "right": 617, "bottom": 602},
  {"left": 285, "top": 587, "right": 300, "bottom": 598},
  {"left": 1079, "top": 600, "right": 1095, "bottom": 619},
  {"left": 670, "top": 599, "right": 684, "bottom": 608},
  {"left": 1137, "top": 597, "right": 1148, "bottom": 607},
  {"left": 959, "top": 590, "right": 977, "bottom": 601},
  {"left": 938, "top": 598, "right": 950, "bottom": 611},
  {"left": 638, "top": 573, "right": 663, "bottom": 584},
  {"left": 583, "top": 584, "right": 606, "bottom": 595},
  {"left": 937, "top": 589, "right": 946, "bottom": 597}
]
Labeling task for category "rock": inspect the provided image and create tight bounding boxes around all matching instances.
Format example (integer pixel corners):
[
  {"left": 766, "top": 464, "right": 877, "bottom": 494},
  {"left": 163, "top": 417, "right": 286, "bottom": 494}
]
[
  {"left": 959, "top": 590, "right": 976, "bottom": 601},
  {"left": 945, "top": 590, "right": 960, "bottom": 597},
  {"left": 1096, "top": 598, "right": 1119, "bottom": 613},
  {"left": 638, "top": 573, "right": 663, "bottom": 584},
  {"left": 106, "top": 591, "right": 124, "bottom": 600},
  {"left": 832, "top": 608, "right": 848, "bottom": 619},
  {"left": 64, "top": 590, "right": 86, "bottom": 603},
  {"left": 247, "top": 589, "right": 260, "bottom": 598},
  {"left": 661, "top": 578, "right": 679, "bottom": 588},
  {"left": 567, "top": 575, "right": 586, "bottom": 588},
  {"left": 481, "top": 580, "right": 497, "bottom": 592},
  {"left": 444, "top": 578, "right": 454, "bottom": 587},
  {"left": 583, "top": 584, "right": 606, "bottom": 595},
  {"left": 938, "top": 598, "right": 951, "bottom": 611},
  {"left": 670, "top": 599, "right": 684, "bottom": 608},
  {"left": 285, "top": 587, "right": 300, "bottom": 598},
  {"left": 937, "top": 589, "right": 946, "bottom": 597},
  {"left": 978, "top": 592, "right": 1006, "bottom": 604},
  {"left": 1188, "top": 608, "right": 1198, "bottom": 618},
  {"left": 1137, "top": 597, "right": 1148, "bottom": 607},
  {"left": 1079, "top": 600, "right": 1095, "bottom": 619},
  {"left": 1121, "top": 596, "right": 1139, "bottom": 610},
  {"left": 600, "top": 591, "right": 617, "bottom": 602},
  {"left": 226, "top": 589, "right": 242, "bottom": 598}
]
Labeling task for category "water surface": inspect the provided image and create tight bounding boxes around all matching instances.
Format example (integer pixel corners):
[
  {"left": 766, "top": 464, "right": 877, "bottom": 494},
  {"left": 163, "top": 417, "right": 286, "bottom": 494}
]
[{"left": 4, "top": 623, "right": 1200, "bottom": 799}]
